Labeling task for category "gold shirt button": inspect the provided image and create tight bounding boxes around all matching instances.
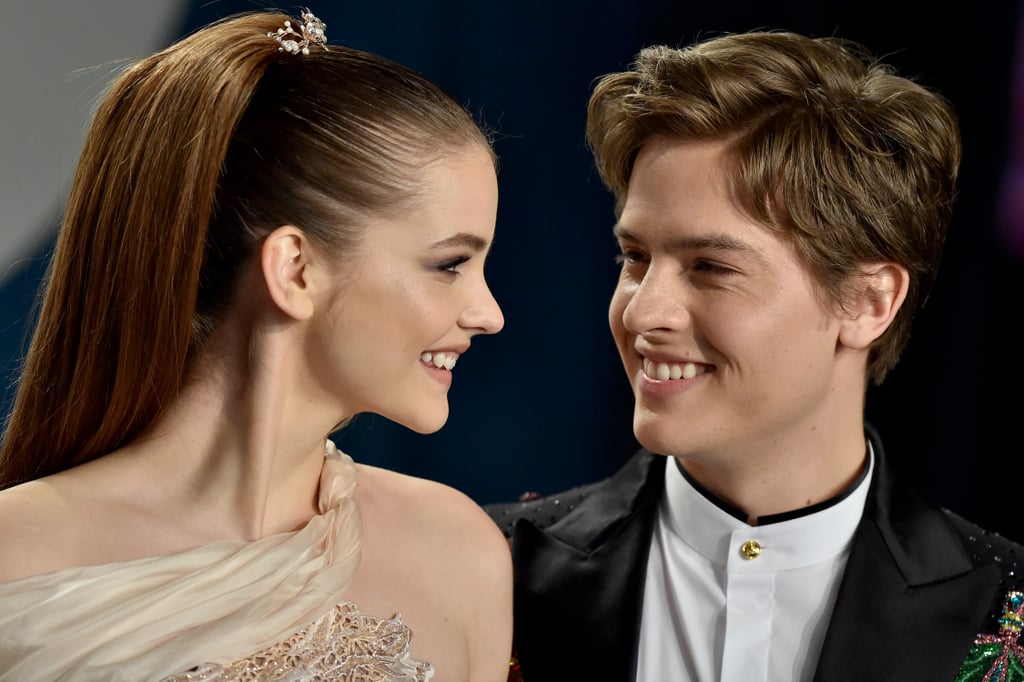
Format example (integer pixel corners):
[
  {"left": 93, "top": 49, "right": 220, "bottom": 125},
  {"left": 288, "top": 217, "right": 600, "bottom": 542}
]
[{"left": 740, "top": 539, "right": 763, "bottom": 560}]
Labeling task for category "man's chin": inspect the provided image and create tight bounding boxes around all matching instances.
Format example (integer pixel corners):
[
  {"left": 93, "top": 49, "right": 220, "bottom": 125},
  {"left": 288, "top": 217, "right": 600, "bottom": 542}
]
[{"left": 633, "top": 418, "right": 688, "bottom": 457}]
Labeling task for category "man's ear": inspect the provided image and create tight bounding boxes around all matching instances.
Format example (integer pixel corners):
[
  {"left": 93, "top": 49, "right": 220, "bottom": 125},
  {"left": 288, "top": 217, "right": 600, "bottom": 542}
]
[
  {"left": 837, "top": 263, "right": 909, "bottom": 350},
  {"left": 261, "top": 225, "right": 315, "bottom": 321}
]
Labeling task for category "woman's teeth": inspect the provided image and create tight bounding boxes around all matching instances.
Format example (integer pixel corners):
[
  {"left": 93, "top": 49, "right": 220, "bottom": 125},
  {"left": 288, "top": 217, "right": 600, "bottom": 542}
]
[{"left": 421, "top": 351, "right": 458, "bottom": 370}]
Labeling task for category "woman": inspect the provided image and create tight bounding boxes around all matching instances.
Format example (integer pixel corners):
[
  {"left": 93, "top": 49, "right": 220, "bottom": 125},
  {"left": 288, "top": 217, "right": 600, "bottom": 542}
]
[{"left": 0, "top": 9, "right": 511, "bottom": 681}]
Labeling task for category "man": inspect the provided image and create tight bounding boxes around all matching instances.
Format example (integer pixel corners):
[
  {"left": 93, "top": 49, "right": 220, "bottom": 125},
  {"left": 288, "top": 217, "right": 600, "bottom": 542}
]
[{"left": 488, "top": 31, "right": 1024, "bottom": 681}]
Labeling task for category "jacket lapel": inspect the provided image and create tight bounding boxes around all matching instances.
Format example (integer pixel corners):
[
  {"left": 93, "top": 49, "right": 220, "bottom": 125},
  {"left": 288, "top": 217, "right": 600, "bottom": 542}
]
[
  {"left": 511, "top": 450, "right": 665, "bottom": 681},
  {"left": 815, "top": 430, "right": 1001, "bottom": 681}
]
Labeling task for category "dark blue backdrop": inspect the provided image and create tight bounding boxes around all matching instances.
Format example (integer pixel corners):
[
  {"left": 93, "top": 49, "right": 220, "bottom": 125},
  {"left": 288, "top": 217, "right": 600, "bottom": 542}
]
[{"left": 3, "top": 0, "right": 1023, "bottom": 541}]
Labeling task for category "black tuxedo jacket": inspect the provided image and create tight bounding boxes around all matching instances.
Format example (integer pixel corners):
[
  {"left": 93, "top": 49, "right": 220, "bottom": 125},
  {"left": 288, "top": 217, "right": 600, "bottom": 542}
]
[{"left": 487, "top": 430, "right": 1024, "bottom": 681}]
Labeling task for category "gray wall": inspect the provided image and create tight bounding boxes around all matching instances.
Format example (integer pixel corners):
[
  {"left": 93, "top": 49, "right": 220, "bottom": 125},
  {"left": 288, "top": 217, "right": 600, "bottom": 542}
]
[{"left": 0, "top": 0, "right": 187, "bottom": 279}]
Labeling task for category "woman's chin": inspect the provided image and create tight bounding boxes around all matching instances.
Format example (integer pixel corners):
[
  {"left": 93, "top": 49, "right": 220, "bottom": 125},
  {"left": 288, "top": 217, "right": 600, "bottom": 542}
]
[{"left": 395, "top": 407, "right": 450, "bottom": 435}]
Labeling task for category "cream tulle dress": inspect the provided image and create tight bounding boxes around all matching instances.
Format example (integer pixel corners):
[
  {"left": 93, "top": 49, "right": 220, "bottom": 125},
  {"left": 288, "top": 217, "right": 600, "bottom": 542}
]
[{"left": 0, "top": 442, "right": 433, "bottom": 681}]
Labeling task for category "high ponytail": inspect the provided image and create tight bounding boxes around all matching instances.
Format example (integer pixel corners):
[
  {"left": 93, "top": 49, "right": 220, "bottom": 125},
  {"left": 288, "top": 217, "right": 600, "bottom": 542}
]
[{"left": 0, "top": 11, "right": 492, "bottom": 489}]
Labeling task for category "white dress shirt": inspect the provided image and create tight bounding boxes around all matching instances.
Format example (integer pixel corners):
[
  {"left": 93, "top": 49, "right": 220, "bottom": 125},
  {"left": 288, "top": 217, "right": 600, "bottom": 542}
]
[{"left": 636, "top": 448, "right": 873, "bottom": 682}]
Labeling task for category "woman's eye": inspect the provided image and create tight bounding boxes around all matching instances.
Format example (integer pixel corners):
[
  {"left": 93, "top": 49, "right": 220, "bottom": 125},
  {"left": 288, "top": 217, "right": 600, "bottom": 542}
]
[{"left": 437, "top": 255, "right": 470, "bottom": 274}]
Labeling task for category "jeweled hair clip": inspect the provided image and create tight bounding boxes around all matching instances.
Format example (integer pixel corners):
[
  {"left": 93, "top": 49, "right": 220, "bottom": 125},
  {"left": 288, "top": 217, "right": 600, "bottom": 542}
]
[{"left": 268, "top": 8, "right": 328, "bottom": 55}]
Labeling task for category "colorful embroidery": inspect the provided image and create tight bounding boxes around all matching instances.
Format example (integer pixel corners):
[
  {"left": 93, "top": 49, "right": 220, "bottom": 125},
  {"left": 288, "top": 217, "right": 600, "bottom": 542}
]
[{"left": 956, "top": 591, "right": 1024, "bottom": 681}]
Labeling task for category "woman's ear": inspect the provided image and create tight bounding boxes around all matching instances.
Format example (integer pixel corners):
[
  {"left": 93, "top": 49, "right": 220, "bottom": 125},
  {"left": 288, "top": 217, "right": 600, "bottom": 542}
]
[
  {"left": 837, "top": 263, "right": 910, "bottom": 350},
  {"left": 261, "top": 225, "right": 315, "bottom": 321}
]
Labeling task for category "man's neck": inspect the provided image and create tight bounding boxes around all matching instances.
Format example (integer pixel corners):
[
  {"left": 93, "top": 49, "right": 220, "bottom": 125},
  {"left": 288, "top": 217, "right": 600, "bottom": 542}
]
[
  {"left": 674, "top": 422, "right": 870, "bottom": 524},
  {"left": 674, "top": 444, "right": 871, "bottom": 526}
]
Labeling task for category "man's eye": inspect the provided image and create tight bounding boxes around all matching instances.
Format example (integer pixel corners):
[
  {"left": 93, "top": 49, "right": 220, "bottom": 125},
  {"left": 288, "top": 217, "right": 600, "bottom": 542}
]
[
  {"left": 693, "top": 259, "right": 734, "bottom": 274},
  {"left": 614, "top": 250, "right": 647, "bottom": 265}
]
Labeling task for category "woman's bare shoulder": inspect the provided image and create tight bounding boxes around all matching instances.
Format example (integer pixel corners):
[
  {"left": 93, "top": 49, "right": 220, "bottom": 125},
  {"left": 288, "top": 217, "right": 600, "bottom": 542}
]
[
  {"left": 352, "top": 463, "right": 512, "bottom": 599},
  {"left": 354, "top": 463, "right": 509, "bottom": 557},
  {"left": 0, "top": 479, "right": 81, "bottom": 582},
  {"left": 0, "top": 461, "right": 156, "bottom": 583},
  {"left": 352, "top": 463, "right": 513, "bottom": 678}
]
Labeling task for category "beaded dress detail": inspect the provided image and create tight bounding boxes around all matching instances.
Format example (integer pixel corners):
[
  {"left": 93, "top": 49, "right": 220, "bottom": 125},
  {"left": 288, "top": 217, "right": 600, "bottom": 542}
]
[{"left": 162, "top": 603, "right": 433, "bottom": 681}]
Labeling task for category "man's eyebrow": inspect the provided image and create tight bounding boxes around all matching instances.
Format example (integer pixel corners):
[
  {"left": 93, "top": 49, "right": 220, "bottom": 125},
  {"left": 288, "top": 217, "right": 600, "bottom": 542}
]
[
  {"left": 613, "top": 225, "right": 765, "bottom": 262},
  {"left": 428, "top": 233, "right": 489, "bottom": 251}
]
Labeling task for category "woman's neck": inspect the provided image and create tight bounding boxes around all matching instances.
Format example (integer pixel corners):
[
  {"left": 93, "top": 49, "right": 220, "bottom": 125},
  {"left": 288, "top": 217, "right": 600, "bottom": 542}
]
[{"left": 124, "top": 316, "right": 345, "bottom": 540}]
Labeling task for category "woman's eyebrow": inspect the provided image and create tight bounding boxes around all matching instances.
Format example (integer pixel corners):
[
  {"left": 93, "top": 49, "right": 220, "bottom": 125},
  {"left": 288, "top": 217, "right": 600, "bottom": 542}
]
[{"left": 428, "top": 233, "right": 489, "bottom": 252}]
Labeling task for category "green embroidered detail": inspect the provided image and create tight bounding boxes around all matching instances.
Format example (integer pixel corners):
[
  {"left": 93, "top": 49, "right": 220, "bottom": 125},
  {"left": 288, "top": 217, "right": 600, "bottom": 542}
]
[{"left": 955, "top": 592, "right": 1024, "bottom": 682}]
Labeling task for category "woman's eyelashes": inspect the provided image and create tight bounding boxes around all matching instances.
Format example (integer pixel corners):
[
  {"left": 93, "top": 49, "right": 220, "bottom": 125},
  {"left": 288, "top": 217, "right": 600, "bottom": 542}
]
[{"left": 435, "top": 255, "right": 471, "bottom": 275}]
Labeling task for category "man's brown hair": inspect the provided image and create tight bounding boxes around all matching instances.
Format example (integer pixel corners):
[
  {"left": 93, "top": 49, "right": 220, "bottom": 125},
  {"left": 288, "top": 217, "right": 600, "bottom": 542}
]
[{"left": 588, "top": 31, "right": 960, "bottom": 384}]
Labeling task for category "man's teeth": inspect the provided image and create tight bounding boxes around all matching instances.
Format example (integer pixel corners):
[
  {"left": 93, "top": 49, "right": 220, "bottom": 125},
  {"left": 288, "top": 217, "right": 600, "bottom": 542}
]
[
  {"left": 421, "top": 351, "right": 458, "bottom": 370},
  {"left": 643, "top": 358, "right": 708, "bottom": 380}
]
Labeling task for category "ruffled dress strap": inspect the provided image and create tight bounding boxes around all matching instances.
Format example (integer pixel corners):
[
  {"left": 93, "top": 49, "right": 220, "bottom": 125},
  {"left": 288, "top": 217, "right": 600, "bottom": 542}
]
[{"left": 0, "top": 442, "right": 363, "bottom": 681}]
